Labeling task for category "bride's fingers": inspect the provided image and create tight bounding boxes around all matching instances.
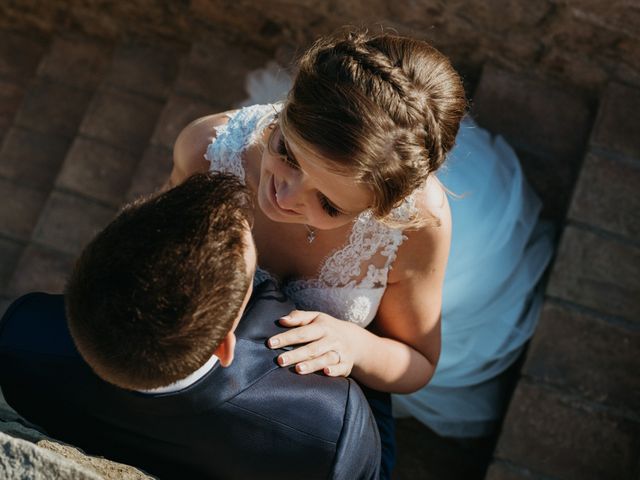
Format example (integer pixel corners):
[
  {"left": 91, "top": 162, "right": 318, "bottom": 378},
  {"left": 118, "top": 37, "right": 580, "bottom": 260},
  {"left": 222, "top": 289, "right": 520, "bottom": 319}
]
[
  {"left": 268, "top": 322, "right": 324, "bottom": 349},
  {"left": 323, "top": 362, "right": 351, "bottom": 378},
  {"left": 294, "top": 350, "right": 342, "bottom": 375},
  {"left": 275, "top": 339, "right": 333, "bottom": 366},
  {"left": 277, "top": 310, "right": 320, "bottom": 327}
]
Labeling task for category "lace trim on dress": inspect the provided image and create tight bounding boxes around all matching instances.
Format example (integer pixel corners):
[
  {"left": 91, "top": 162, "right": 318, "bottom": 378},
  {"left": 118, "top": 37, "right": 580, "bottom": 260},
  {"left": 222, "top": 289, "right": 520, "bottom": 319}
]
[
  {"left": 286, "top": 194, "right": 416, "bottom": 293},
  {"left": 204, "top": 114, "right": 244, "bottom": 182},
  {"left": 204, "top": 104, "right": 279, "bottom": 183}
]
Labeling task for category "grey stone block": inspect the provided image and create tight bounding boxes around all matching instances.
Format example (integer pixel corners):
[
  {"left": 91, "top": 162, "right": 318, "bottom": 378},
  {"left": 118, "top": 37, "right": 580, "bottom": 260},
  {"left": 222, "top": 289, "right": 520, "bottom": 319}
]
[
  {"left": 591, "top": 83, "right": 640, "bottom": 158},
  {"left": 125, "top": 145, "right": 172, "bottom": 202},
  {"left": 79, "top": 86, "right": 163, "bottom": 155},
  {"left": 5, "top": 244, "right": 75, "bottom": 297},
  {"left": 496, "top": 382, "right": 640, "bottom": 480},
  {"left": 0, "top": 30, "right": 47, "bottom": 82},
  {"left": 569, "top": 152, "right": 640, "bottom": 239},
  {"left": 175, "top": 37, "right": 270, "bottom": 108},
  {"left": 56, "top": 137, "right": 139, "bottom": 208},
  {"left": 547, "top": 225, "right": 640, "bottom": 323},
  {"left": 15, "top": 77, "right": 92, "bottom": 139},
  {"left": 524, "top": 302, "right": 640, "bottom": 412},
  {"left": 0, "top": 127, "right": 70, "bottom": 191},
  {"left": 0, "top": 179, "right": 48, "bottom": 241},
  {"left": 37, "top": 36, "right": 112, "bottom": 91},
  {"left": 32, "top": 191, "right": 116, "bottom": 256},
  {"left": 0, "top": 431, "right": 101, "bottom": 480},
  {"left": 105, "top": 39, "right": 184, "bottom": 100}
]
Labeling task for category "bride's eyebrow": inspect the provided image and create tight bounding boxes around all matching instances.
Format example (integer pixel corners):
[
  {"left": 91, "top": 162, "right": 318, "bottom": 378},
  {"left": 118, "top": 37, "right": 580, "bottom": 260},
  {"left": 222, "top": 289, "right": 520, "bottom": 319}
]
[{"left": 282, "top": 135, "right": 300, "bottom": 166}]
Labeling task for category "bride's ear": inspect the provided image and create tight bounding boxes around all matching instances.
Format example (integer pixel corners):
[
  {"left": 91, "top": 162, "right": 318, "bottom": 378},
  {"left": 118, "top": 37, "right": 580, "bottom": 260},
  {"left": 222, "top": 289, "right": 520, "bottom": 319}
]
[{"left": 213, "top": 331, "right": 237, "bottom": 367}]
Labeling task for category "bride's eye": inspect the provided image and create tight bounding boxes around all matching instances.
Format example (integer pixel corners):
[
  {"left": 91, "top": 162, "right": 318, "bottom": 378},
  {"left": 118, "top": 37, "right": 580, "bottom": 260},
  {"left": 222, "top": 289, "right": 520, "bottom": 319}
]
[{"left": 318, "top": 193, "right": 342, "bottom": 217}]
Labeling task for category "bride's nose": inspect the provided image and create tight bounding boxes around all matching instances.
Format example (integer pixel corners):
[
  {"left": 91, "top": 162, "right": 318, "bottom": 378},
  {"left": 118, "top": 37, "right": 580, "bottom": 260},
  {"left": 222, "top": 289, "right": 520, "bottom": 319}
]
[{"left": 275, "top": 177, "right": 307, "bottom": 211}]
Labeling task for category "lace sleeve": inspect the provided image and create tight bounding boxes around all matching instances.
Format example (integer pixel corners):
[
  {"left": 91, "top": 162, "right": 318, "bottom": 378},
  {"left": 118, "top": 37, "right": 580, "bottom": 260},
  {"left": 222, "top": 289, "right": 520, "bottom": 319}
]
[
  {"left": 203, "top": 104, "right": 279, "bottom": 184},
  {"left": 204, "top": 112, "right": 246, "bottom": 182}
]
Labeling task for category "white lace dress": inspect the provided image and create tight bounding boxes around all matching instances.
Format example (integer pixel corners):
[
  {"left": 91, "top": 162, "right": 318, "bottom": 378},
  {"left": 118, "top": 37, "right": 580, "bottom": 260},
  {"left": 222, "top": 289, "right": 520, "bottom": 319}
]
[
  {"left": 204, "top": 104, "right": 410, "bottom": 328},
  {"left": 205, "top": 103, "right": 554, "bottom": 437}
]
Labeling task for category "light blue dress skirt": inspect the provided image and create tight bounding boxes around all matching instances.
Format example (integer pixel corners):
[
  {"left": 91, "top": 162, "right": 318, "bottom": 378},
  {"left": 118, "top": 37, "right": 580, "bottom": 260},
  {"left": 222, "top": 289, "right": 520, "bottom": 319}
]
[{"left": 392, "top": 117, "right": 555, "bottom": 437}]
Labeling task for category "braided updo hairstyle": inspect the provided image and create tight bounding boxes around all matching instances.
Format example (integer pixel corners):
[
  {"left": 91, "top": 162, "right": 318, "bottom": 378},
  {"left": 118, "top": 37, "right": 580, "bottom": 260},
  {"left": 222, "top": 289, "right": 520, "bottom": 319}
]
[{"left": 280, "top": 29, "right": 467, "bottom": 223}]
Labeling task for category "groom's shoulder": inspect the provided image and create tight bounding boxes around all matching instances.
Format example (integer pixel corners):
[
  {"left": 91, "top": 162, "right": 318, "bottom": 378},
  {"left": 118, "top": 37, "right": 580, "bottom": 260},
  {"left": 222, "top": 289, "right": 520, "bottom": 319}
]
[
  {"left": 231, "top": 279, "right": 369, "bottom": 439},
  {"left": 0, "top": 293, "right": 77, "bottom": 358},
  {"left": 230, "top": 360, "right": 356, "bottom": 442}
]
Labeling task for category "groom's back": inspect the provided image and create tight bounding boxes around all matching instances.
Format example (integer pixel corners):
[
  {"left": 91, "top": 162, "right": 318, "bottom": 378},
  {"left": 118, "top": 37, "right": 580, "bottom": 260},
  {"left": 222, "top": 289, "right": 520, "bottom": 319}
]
[{"left": 0, "top": 284, "right": 380, "bottom": 479}]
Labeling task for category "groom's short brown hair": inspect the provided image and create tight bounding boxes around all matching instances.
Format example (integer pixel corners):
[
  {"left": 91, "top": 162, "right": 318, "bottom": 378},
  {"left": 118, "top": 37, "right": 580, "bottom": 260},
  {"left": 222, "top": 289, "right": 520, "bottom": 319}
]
[{"left": 66, "top": 173, "right": 254, "bottom": 391}]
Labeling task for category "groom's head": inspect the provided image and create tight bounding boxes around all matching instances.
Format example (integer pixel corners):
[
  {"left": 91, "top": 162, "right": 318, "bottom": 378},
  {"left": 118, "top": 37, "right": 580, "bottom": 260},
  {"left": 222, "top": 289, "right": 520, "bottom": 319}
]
[{"left": 65, "top": 173, "right": 255, "bottom": 391}]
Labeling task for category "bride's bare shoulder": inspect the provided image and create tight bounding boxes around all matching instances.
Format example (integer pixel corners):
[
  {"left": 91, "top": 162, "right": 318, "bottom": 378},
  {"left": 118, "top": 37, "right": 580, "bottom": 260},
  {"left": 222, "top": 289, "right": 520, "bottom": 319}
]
[
  {"left": 170, "top": 109, "right": 238, "bottom": 185},
  {"left": 414, "top": 175, "right": 451, "bottom": 228}
]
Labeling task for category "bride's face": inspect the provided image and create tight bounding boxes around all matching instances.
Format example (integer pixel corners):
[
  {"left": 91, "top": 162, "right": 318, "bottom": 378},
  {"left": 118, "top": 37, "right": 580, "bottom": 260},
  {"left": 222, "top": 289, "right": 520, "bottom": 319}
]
[{"left": 258, "top": 124, "right": 373, "bottom": 230}]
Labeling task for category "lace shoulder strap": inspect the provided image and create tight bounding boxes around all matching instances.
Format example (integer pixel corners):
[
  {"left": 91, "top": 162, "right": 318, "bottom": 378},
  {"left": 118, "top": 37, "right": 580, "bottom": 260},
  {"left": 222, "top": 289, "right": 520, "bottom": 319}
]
[{"left": 204, "top": 104, "right": 278, "bottom": 183}]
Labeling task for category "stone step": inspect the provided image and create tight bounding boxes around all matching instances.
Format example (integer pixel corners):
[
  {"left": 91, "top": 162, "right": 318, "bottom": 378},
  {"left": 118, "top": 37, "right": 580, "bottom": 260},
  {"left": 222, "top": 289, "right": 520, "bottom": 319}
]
[
  {"left": 0, "top": 33, "right": 113, "bottom": 302},
  {"left": 0, "top": 31, "right": 281, "bottom": 302},
  {"left": 0, "top": 431, "right": 103, "bottom": 480},
  {"left": 2, "top": 36, "right": 188, "bottom": 300},
  {"left": 394, "top": 418, "right": 496, "bottom": 480},
  {"left": 489, "top": 381, "right": 640, "bottom": 480},
  {"left": 0, "top": 30, "right": 49, "bottom": 145},
  {"left": 0, "top": 30, "right": 49, "bottom": 306},
  {"left": 55, "top": 36, "right": 187, "bottom": 205},
  {"left": 126, "top": 33, "right": 272, "bottom": 201},
  {"left": 487, "top": 82, "right": 640, "bottom": 480}
]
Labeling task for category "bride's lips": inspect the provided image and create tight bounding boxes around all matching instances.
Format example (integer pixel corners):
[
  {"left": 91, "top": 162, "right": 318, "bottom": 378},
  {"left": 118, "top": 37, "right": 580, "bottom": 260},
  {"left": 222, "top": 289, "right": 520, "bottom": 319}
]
[{"left": 269, "top": 176, "right": 300, "bottom": 216}]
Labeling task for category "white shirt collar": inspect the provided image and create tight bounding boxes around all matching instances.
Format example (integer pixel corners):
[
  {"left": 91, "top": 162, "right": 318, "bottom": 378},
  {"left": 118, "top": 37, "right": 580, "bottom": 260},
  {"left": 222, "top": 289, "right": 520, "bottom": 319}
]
[{"left": 137, "top": 354, "right": 219, "bottom": 394}]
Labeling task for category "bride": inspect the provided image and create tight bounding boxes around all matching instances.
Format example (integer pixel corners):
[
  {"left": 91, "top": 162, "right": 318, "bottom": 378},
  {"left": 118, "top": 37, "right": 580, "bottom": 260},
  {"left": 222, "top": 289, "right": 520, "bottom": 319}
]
[{"left": 169, "top": 29, "right": 554, "bottom": 440}]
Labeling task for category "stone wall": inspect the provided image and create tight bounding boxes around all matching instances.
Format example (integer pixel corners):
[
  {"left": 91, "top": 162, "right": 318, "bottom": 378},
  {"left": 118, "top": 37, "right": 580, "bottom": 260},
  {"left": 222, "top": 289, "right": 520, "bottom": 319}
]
[{"left": 1, "top": 0, "right": 638, "bottom": 96}]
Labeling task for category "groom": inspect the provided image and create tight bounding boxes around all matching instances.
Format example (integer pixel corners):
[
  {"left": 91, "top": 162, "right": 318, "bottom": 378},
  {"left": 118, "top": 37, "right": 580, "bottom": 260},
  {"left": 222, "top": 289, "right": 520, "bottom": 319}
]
[{"left": 0, "top": 173, "right": 380, "bottom": 479}]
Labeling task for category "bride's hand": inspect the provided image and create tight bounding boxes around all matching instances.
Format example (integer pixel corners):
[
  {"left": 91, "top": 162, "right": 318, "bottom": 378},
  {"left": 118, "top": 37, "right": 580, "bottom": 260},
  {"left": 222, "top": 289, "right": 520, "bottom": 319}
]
[{"left": 267, "top": 310, "right": 365, "bottom": 377}]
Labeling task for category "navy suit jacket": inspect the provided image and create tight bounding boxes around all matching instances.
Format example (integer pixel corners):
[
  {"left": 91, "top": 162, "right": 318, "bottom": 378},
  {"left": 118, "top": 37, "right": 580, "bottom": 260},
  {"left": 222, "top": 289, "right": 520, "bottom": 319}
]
[{"left": 0, "top": 280, "right": 380, "bottom": 479}]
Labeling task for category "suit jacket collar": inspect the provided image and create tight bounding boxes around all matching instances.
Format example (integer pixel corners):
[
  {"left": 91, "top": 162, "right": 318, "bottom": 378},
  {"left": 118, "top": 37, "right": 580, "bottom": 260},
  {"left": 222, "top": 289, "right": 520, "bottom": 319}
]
[{"left": 0, "top": 279, "right": 295, "bottom": 416}]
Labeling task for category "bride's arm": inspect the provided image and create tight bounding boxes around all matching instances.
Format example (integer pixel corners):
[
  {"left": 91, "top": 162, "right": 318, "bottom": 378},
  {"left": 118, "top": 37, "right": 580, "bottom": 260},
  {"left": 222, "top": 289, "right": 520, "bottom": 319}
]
[
  {"left": 166, "top": 111, "right": 236, "bottom": 188},
  {"left": 269, "top": 183, "right": 451, "bottom": 394},
  {"left": 354, "top": 211, "right": 450, "bottom": 392}
]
